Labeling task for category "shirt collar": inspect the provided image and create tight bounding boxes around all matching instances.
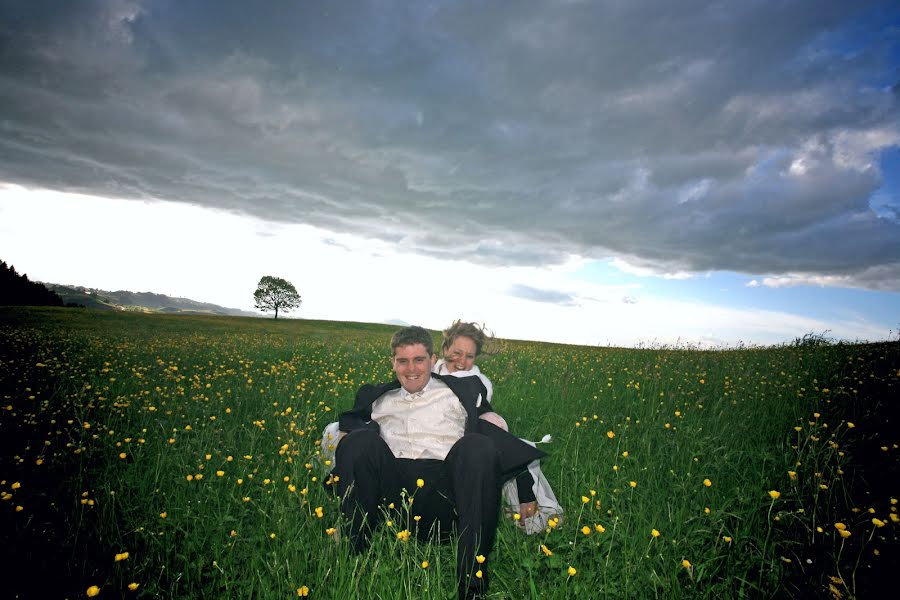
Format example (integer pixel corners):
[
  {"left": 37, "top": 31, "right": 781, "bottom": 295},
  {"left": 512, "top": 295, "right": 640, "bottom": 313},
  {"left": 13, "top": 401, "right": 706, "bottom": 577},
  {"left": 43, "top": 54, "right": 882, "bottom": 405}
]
[{"left": 399, "top": 375, "right": 438, "bottom": 400}]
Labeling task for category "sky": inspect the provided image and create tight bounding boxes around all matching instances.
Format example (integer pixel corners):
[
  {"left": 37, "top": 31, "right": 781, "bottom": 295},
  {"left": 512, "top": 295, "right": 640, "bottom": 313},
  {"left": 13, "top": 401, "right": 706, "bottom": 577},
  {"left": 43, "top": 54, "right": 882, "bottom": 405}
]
[{"left": 1, "top": 0, "right": 899, "bottom": 348}]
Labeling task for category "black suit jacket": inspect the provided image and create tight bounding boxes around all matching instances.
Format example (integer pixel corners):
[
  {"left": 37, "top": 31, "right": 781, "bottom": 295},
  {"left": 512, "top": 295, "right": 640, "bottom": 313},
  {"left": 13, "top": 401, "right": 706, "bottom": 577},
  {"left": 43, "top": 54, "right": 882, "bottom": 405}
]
[{"left": 338, "top": 373, "right": 545, "bottom": 479}]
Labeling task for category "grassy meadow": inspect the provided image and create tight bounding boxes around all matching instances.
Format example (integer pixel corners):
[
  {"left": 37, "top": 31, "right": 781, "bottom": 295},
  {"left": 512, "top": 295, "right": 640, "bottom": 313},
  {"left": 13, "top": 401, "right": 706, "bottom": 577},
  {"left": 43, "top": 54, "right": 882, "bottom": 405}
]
[{"left": 1, "top": 307, "right": 897, "bottom": 599}]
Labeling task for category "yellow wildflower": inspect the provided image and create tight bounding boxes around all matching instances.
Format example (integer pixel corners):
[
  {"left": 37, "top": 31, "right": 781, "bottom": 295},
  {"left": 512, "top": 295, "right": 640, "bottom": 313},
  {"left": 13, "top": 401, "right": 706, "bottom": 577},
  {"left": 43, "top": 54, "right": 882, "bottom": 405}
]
[
  {"left": 606, "top": 431, "right": 615, "bottom": 439},
  {"left": 768, "top": 490, "right": 781, "bottom": 500},
  {"left": 581, "top": 526, "right": 591, "bottom": 535},
  {"left": 682, "top": 559, "right": 692, "bottom": 568},
  {"left": 297, "top": 586, "right": 309, "bottom": 597},
  {"left": 87, "top": 585, "right": 101, "bottom": 597},
  {"left": 567, "top": 566, "right": 577, "bottom": 576},
  {"left": 216, "top": 470, "right": 225, "bottom": 477},
  {"left": 476, "top": 569, "right": 483, "bottom": 579},
  {"left": 595, "top": 524, "right": 606, "bottom": 533},
  {"left": 872, "top": 518, "right": 885, "bottom": 528},
  {"left": 581, "top": 495, "right": 590, "bottom": 504},
  {"left": 314, "top": 506, "right": 324, "bottom": 518},
  {"left": 476, "top": 554, "right": 485, "bottom": 564},
  {"left": 397, "top": 529, "right": 411, "bottom": 541},
  {"left": 114, "top": 552, "right": 129, "bottom": 562},
  {"left": 629, "top": 481, "right": 637, "bottom": 488},
  {"left": 416, "top": 478, "right": 425, "bottom": 488},
  {"left": 651, "top": 529, "right": 661, "bottom": 538},
  {"left": 723, "top": 536, "right": 732, "bottom": 543},
  {"left": 834, "top": 522, "right": 847, "bottom": 530},
  {"left": 421, "top": 561, "right": 429, "bottom": 569},
  {"left": 127, "top": 583, "right": 139, "bottom": 591},
  {"left": 541, "top": 544, "right": 553, "bottom": 556},
  {"left": 703, "top": 479, "right": 712, "bottom": 487},
  {"left": 788, "top": 471, "right": 797, "bottom": 480}
]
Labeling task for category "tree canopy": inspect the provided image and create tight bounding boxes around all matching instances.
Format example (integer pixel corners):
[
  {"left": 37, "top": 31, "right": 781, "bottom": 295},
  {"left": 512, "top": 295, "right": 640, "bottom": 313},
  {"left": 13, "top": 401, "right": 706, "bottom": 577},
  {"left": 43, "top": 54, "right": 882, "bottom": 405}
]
[
  {"left": 1, "top": 260, "right": 64, "bottom": 307},
  {"left": 253, "top": 275, "right": 301, "bottom": 319}
]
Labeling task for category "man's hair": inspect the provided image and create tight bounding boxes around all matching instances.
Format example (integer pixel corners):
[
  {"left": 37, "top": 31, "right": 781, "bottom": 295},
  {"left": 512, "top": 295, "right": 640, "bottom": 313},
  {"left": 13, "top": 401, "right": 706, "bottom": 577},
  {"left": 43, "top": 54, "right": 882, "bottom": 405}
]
[
  {"left": 390, "top": 325, "right": 434, "bottom": 356},
  {"left": 441, "top": 320, "right": 494, "bottom": 356}
]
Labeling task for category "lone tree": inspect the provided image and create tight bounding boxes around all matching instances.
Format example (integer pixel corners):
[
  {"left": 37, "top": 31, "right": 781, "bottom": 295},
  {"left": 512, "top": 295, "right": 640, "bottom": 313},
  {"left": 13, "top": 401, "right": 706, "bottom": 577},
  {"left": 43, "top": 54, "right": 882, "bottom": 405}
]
[{"left": 253, "top": 275, "right": 301, "bottom": 319}]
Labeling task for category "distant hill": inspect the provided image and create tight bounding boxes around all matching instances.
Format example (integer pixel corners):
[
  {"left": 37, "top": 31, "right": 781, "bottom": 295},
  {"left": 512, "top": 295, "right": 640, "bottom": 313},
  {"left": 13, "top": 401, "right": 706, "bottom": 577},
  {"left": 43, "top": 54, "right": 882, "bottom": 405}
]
[{"left": 43, "top": 283, "right": 261, "bottom": 317}]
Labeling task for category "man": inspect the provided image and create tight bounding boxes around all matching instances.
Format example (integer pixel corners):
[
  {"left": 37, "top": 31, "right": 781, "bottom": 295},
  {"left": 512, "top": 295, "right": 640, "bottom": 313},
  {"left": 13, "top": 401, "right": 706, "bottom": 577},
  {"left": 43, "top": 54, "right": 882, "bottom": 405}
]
[{"left": 333, "top": 326, "right": 544, "bottom": 599}]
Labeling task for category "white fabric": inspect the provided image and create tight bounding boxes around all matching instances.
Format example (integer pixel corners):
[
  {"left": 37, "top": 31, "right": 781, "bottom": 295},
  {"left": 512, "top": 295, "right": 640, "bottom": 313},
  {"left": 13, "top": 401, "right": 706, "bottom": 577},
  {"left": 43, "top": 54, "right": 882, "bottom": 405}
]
[
  {"left": 434, "top": 359, "right": 493, "bottom": 404},
  {"left": 501, "top": 437, "right": 564, "bottom": 535},
  {"left": 370, "top": 378, "right": 466, "bottom": 460}
]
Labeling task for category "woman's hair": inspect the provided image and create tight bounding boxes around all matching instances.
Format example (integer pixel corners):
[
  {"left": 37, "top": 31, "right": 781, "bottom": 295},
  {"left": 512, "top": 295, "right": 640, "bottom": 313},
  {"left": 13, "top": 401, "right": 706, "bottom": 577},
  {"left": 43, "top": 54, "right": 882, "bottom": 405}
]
[{"left": 441, "top": 320, "right": 495, "bottom": 356}]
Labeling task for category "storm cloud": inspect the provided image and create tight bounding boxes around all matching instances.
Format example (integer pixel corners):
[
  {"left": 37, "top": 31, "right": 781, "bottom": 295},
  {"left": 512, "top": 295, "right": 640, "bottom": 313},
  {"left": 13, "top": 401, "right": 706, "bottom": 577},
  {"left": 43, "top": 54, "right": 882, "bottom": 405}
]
[{"left": 1, "top": 0, "right": 898, "bottom": 288}]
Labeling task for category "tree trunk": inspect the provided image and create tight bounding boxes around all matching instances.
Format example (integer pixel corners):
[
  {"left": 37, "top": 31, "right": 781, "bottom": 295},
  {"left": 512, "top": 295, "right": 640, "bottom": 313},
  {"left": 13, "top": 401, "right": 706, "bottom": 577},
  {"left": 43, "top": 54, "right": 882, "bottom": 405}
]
[{"left": 275, "top": 306, "right": 279, "bottom": 319}]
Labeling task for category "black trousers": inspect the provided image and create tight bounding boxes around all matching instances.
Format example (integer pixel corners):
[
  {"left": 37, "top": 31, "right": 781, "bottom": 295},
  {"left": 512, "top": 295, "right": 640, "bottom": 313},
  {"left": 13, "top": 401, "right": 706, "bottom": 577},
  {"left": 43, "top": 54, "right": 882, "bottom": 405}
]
[{"left": 334, "top": 429, "right": 502, "bottom": 597}]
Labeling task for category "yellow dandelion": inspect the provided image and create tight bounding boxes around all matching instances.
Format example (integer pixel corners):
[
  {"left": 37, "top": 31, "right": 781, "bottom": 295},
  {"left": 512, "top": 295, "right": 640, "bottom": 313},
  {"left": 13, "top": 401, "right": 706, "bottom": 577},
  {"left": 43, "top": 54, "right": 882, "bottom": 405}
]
[
  {"left": 567, "top": 566, "right": 577, "bottom": 576},
  {"left": 629, "top": 481, "right": 637, "bottom": 488},
  {"left": 651, "top": 529, "right": 661, "bottom": 538},
  {"left": 421, "top": 560, "right": 429, "bottom": 569},
  {"left": 768, "top": 490, "right": 781, "bottom": 500}
]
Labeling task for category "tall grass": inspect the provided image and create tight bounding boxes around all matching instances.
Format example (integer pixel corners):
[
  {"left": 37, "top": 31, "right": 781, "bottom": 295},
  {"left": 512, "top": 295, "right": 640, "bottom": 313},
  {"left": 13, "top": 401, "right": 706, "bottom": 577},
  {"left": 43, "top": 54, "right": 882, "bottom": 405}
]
[{"left": 0, "top": 308, "right": 896, "bottom": 598}]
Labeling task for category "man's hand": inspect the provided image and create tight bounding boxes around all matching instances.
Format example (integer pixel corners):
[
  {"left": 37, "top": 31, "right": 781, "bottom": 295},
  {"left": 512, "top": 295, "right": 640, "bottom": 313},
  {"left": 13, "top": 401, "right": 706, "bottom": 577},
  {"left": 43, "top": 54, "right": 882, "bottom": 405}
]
[{"left": 519, "top": 501, "right": 538, "bottom": 519}]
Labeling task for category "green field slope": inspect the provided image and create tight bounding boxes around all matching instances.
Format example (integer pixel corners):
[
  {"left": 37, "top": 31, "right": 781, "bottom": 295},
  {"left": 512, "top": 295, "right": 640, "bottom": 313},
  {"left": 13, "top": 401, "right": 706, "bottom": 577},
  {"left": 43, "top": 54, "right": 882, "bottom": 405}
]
[{"left": 1, "top": 308, "right": 896, "bottom": 599}]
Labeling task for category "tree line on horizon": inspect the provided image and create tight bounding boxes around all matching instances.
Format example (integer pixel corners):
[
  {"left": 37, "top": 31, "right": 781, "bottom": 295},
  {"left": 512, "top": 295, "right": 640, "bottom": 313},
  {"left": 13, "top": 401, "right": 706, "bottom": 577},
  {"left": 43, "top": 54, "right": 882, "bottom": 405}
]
[{"left": 1, "top": 260, "right": 65, "bottom": 307}]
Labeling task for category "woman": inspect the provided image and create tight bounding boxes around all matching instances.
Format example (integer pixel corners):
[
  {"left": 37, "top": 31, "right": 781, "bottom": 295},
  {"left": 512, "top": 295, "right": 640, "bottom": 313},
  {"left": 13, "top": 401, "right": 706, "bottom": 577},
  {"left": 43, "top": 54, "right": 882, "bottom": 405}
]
[{"left": 434, "top": 320, "right": 551, "bottom": 523}]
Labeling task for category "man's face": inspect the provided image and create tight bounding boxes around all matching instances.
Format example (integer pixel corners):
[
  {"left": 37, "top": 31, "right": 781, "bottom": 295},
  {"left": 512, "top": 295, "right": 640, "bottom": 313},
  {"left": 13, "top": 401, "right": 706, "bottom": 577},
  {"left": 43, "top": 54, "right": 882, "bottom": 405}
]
[
  {"left": 443, "top": 335, "right": 477, "bottom": 373},
  {"left": 392, "top": 343, "right": 433, "bottom": 393}
]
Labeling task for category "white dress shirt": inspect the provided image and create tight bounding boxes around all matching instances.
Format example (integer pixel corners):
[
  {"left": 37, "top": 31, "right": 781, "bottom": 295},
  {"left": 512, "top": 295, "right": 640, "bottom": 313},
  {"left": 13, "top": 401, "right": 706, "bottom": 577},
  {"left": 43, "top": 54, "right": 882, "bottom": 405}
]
[{"left": 371, "top": 376, "right": 467, "bottom": 460}]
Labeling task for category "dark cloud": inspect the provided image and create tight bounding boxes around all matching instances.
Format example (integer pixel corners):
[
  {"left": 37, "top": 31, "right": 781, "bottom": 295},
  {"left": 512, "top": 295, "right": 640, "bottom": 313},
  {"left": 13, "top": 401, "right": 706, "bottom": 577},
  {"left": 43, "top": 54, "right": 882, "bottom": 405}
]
[
  {"left": 508, "top": 284, "right": 578, "bottom": 307},
  {"left": 1, "top": 0, "right": 899, "bottom": 288}
]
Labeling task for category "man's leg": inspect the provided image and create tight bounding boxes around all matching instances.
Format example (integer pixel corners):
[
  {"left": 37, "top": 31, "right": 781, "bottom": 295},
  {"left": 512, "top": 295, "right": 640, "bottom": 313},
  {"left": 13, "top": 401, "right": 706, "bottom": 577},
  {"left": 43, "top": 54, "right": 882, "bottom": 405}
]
[
  {"left": 333, "top": 429, "right": 400, "bottom": 552},
  {"left": 444, "top": 433, "right": 502, "bottom": 599},
  {"left": 396, "top": 459, "right": 455, "bottom": 543}
]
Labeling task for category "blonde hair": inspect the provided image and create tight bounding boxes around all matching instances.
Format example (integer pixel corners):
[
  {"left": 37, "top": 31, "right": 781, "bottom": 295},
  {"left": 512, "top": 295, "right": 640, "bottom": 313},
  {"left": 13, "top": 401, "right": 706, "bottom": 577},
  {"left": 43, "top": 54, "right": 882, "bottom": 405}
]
[{"left": 441, "top": 320, "right": 495, "bottom": 356}]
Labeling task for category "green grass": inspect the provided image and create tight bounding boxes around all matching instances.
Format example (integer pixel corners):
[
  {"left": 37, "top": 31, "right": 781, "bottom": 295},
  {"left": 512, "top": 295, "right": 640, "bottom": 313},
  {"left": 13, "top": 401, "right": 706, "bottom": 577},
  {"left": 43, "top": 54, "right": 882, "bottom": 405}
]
[{"left": 0, "top": 307, "right": 897, "bottom": 598}]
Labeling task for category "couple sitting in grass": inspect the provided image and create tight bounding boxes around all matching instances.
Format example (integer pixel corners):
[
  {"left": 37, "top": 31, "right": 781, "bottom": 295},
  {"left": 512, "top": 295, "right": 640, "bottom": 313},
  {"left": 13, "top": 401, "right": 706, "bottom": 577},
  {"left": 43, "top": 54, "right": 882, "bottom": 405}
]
[{"left": 321, "top": 322, "right": 560, "bottom": 600}]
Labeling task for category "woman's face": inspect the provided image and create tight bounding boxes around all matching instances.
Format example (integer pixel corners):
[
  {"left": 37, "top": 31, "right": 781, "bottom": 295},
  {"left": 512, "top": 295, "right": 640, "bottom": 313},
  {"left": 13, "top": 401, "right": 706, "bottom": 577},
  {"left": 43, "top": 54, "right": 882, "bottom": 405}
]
[{"left": 443, "top": 335, "right": 477, "bottom": 373}]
